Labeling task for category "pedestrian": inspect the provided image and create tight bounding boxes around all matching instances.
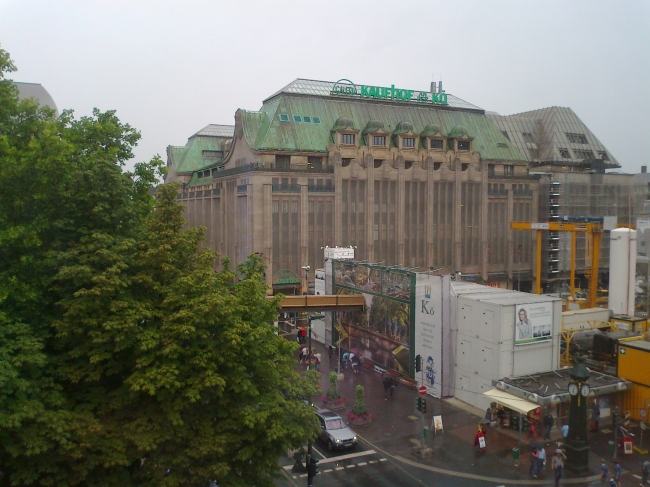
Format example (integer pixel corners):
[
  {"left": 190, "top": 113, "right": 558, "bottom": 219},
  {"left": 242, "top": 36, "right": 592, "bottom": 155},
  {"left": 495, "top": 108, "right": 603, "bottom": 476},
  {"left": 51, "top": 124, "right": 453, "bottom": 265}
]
[
  {"left": 591, "top": 400, "right": 601, "bottom": 433},
  {"left": 349, "top": 351, "right": 356, "bottom": 373},
  {"left": 389, "top": 375, "right": 397, "bottom": 399},
  {"left": 382, "top": 373, "right": 391, "bottom": 400},
  {"left": 314, "top": 351, "right": 321, "bottom": 371},
  {"left": 529, "top": 447, "right": 539, "bottom": 478},
  {"left": 328, "top": 345, "right": 334, "bottom": 362},
  {"left": 497, "top": 407, "right": 505, "bottom": 426},
  {"left": 543, "top": 412, "right": 554, "bottom": 440},
  {"left": 642, "top": 459, "right": 650, "bottom": 486},
  {"left": 561, "top": 424, "right": 569, "bottom": 438},
  {"left": 358, "top": 355, "right": 364, "bottom": 374},
  {"left": 301, "top": 346, "right": 308, "bottom": 364},
  {"left": 351, "top": 355, "right": 359, "bottom": 374},
  {"left": 537, "top": 445, "right": 546, "bottom": 474},
  {"left": 612, "top": 460, "right": 621, "bottom": 487},
  {"left": 342, "top": 352, "right": 349, "bottom": 370},
  {"left": 526, "top": 422, "right": 539, "bottom": 442},
  {"left": 600, "top": 459, "right": 609, "bottom": 487},
  {"left": 552, "top": 449, "right": 566, "bottom": 487}
]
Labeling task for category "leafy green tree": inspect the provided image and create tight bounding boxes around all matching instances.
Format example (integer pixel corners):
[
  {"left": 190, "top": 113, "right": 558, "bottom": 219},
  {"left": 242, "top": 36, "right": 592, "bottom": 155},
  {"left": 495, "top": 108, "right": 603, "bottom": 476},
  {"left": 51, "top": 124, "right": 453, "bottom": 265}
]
[{"left": 0, "top": 46, "right": 319, "bottom": 487}]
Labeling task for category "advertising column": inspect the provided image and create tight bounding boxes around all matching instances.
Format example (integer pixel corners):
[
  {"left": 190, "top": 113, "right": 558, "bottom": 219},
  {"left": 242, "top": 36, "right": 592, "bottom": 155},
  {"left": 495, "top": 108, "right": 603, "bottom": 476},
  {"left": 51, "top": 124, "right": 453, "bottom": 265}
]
[{"left": 414, "top": 274, "right": 444, "bottom": 398}]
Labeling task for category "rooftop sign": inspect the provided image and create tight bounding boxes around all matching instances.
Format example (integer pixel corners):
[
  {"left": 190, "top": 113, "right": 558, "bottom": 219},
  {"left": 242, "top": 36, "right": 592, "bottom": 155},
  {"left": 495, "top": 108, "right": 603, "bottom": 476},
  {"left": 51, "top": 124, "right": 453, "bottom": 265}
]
[{"left": 330, "top": 79, "right": 448, "bottom": 105}]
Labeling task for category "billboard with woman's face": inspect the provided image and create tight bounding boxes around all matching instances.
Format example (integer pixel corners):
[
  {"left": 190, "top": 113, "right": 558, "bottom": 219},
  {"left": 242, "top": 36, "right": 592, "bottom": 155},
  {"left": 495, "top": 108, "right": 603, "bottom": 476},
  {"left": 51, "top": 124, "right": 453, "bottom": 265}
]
[{"left": 515, "top": 303, "right": 552, "bottom": 345}]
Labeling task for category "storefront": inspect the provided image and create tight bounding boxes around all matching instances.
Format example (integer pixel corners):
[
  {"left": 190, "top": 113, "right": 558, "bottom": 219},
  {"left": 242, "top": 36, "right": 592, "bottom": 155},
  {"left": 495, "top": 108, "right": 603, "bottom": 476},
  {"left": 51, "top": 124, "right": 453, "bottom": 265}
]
[{"left": 490, "top": 369, "right": 630, "bottom": 437}]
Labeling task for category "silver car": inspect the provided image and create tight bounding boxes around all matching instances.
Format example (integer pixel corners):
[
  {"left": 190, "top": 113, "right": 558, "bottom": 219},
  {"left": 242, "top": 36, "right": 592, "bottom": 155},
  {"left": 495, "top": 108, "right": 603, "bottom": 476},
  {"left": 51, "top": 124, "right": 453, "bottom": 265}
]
[{"left": 315, "top": 408, "right": 358, "bottom": 451}]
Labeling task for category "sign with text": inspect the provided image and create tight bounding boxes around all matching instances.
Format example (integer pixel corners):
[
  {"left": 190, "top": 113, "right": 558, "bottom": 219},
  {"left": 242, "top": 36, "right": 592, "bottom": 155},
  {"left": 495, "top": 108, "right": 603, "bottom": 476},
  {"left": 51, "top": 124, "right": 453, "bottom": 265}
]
[
  {"left": 324, "top": 247, "right": 355, "bottom": 261},
  {"left": 515, "top": 302, "right": 553, "bottom": 345},
  {"left": 330, "top": 79, "right": 448, "bottom": 105},
  {"left": 414, "top": 275, "right": 443, "bottom": 397}
]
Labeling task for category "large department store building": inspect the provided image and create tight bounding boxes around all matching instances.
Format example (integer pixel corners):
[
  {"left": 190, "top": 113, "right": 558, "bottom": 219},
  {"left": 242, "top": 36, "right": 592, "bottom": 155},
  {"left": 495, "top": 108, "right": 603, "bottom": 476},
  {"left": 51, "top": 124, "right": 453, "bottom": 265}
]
[{"left": 164, "top": 79, "right": 641, "bottom": 294}]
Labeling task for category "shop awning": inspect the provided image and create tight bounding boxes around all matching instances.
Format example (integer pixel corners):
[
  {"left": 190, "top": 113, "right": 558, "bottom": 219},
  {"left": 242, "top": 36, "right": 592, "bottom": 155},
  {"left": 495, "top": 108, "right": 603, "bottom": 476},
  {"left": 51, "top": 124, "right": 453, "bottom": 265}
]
[{"left": 483, "top": 389, "right": 539, "bottom": 415}]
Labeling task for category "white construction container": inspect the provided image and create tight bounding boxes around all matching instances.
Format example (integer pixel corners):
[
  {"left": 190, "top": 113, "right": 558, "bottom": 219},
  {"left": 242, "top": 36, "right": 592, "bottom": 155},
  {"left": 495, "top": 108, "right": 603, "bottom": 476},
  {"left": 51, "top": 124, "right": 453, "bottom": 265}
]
[
  {"left": 450, "top": 283, "right": 562, "bottom": 410},
  {"left": 608, "top": 228, "right": 637, "bottom": 315}
]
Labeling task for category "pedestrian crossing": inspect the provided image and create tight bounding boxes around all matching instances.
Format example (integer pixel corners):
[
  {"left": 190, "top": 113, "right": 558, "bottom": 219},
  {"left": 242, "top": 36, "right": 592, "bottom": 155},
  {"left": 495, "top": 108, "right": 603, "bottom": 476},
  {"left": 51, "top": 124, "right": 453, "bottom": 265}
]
[{"left": 286, "top": 450, "right": 388, "bottom": 479}]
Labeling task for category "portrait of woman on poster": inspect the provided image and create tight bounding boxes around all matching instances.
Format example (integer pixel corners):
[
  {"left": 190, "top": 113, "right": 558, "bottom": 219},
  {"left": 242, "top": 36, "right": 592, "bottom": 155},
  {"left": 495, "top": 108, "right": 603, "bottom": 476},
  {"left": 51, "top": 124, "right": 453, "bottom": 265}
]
[{"left": 516, "top": 308, "right": 532, "bottom": 340}]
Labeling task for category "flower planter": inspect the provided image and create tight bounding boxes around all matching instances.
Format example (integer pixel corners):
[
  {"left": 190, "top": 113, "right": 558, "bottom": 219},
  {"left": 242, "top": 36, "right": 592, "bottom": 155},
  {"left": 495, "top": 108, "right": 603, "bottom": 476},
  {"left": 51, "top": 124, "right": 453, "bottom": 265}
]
[
  {"left": 349, "top": 416, "right": 372, "bottom": 427},
  {"left": 328, "top": 401, "right": 345, "bottom": 410}
]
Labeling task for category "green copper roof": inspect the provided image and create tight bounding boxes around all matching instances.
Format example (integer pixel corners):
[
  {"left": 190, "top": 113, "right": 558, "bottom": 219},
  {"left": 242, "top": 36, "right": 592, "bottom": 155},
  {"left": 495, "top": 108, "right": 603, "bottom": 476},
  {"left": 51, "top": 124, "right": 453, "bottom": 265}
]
[
  {"left": 168, "top": 136, "right": 225, "bottom": 174},
  {"left": 240, "top": 93, "right": 526, "bottom": 162}
]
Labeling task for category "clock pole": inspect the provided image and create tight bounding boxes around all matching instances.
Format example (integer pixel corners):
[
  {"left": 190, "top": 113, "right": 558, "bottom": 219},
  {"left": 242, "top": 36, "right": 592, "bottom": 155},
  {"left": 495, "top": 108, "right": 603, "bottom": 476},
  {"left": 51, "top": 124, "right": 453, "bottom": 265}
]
[{"left": 565, "top": 354, "right": 591, "bottom": 474}]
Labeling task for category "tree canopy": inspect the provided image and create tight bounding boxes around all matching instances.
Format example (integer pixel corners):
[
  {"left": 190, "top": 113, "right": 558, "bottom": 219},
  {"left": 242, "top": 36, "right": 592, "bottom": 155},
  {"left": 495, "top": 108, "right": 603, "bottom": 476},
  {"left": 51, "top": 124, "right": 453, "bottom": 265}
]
[{"left": 0, "top": 46, "right": 319, "bottom": 487}]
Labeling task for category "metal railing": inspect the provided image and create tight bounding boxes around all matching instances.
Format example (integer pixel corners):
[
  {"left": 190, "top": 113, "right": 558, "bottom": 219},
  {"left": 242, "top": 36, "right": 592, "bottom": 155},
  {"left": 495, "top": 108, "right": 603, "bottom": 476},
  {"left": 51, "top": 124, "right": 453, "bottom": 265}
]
[
  {"left": 308, "top": 185, "right": 335, "bottom": 193},
  {"left": 272, "top": 184, "right": 300, "bottom": 192},
  {"left": 212, "top": 162, "right": 334, "bottom": 178}
]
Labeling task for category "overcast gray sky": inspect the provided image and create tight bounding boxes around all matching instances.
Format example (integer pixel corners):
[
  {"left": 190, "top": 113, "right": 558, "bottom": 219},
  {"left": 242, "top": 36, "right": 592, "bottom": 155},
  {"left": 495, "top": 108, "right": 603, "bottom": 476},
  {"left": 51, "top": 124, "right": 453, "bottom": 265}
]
[{"left": 2, "top": 0, "right": 648, "bottom": 173}]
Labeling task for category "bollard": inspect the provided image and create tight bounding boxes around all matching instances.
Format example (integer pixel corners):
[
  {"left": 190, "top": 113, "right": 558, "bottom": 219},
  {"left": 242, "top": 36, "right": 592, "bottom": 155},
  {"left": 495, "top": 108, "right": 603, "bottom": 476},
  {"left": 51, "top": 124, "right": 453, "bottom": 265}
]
[
  {"left": 423, "top": 426, "right": 429, "bottom": 438},
  {"left": 512, "top": 447, "right": 519, "bottom": 460}
]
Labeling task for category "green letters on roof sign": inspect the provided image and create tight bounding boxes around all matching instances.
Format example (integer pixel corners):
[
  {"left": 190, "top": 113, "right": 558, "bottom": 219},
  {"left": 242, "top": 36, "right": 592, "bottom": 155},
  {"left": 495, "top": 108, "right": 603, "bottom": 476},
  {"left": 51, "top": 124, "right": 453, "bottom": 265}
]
[{"left": 330, "top": 79, "right": 448, "bottom": 105}]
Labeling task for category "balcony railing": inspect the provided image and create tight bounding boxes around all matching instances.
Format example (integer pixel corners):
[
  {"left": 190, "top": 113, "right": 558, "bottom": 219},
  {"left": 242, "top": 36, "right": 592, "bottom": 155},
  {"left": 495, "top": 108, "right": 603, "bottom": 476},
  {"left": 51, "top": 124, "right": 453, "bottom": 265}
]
[
  {"left": 488, "top": 188, "right": 508, "bottom": 196},
  {"left": 237, "top": 184, "right": 247, "bottom": 194},
  {"left": 308, "top": 185, "right": 335, "bottom": 193},
  {"left": 212, "top": 162, "right": 334, "bottom": 178},
  {"left": 513, "top": 189, "right": 533, "bottom": 196},
  {"left": 488, "top": 173, "right": 541, "bottom": 180},
  {"left": 272, "top": 184, "right": 300, "bottom": 192}
]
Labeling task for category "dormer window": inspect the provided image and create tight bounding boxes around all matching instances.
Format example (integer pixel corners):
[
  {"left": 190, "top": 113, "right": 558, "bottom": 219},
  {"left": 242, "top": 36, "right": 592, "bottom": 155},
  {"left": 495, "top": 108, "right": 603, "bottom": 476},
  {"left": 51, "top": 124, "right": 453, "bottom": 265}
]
[
  {"left": 402, "top": 137, "right": 415, "bottom": 149},
  {"left": 457, "top": 140, "right": 470, "bottom": 151},
  {"left": 340, "top": 133, "right": 355, "bottom": 145},
  {"left": 429, "top": 139, "right": 443, "bottom": 150},
  {"left": 372, "top": 135, "right": 386, "bottom": 147}
]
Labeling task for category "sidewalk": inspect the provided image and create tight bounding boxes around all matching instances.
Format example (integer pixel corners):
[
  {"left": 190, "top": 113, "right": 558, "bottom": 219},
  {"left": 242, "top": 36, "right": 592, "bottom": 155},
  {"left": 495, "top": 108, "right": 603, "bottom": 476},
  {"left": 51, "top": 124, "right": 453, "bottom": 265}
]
[{"left": 297, "top": 338, "right": 649, "bottom": 485}]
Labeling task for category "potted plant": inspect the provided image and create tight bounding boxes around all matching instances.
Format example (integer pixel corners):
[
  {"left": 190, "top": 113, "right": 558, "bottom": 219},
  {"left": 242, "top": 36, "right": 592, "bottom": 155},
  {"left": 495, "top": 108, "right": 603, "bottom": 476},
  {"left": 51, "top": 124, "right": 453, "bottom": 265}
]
[
  {"left": 348, "top": 385, "right": 372, "bottom": 426},
  {"left": 322, "top": 372, "right": 345, "bottom": 409}
]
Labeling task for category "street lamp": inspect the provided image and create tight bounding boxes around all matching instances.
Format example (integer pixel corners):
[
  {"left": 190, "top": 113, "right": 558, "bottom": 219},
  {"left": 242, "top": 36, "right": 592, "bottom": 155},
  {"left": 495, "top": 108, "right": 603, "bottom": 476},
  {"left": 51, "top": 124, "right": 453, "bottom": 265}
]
[
  {"left": 301, "top": 265, "right": 310, "bottom": 296},
  {"left": 306, "top": 313, "right": 324, "bottom": 487},
  {"left": 517, "top": 245, "right": 522, "bottom": 292}
]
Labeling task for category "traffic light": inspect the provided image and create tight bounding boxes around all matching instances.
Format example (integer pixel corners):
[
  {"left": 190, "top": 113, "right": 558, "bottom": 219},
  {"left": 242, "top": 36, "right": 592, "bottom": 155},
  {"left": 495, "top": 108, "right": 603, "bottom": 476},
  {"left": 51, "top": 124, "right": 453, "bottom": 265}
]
[
  {"left": 308, "top": 457, "right": 319, "bottom": 476},
  {"left": 415, "top": 354, "right": 422, "bottom": 372},
  {"left": 415, "top": 397, "right": 427, "bottom": 412}
]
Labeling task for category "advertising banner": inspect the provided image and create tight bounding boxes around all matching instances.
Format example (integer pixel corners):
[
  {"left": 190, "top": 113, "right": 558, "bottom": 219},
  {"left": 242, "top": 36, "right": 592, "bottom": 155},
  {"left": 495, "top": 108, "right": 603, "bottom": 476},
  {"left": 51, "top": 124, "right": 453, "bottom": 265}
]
[
  {"left": 414, "top": 275, "right": 443, "bottom": 397},
  {"left": 515, "top": 302, "right": 553, "bottom": 345},
  {"left": 314, "top": 269, "right": 325, "bottom": 295}
]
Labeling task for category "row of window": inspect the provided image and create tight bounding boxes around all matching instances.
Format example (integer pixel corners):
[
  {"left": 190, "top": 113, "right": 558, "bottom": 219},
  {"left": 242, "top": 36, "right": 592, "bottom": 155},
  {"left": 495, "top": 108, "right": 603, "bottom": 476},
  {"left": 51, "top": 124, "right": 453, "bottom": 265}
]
[
  {"left": 565, "top": 133, "right": 588, "bottom": 144},
  {"left": 558, "top": 148, "right": 608, "bottom": 160},
  {"left": 278, "top": 114, "right": 322, "bottom": 124},
  {"left": 339, "top": 133, "right": 463, "bottom": 151},
  {"left": 271, "top": 201, "right": 334, "bottom": 213},
  {"left": 501, "top": 131, "right": 590, "bottom": 147}
]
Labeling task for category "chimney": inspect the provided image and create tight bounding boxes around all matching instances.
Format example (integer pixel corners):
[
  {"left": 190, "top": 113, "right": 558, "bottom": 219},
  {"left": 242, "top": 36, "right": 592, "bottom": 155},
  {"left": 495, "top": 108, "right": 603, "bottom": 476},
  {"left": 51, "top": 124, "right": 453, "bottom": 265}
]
[
  {"left": 642, "top": 166, "right": 647, "bottom": 174},
  {"left": 438, "top": 81, "right": 442, "bottom": 93}
]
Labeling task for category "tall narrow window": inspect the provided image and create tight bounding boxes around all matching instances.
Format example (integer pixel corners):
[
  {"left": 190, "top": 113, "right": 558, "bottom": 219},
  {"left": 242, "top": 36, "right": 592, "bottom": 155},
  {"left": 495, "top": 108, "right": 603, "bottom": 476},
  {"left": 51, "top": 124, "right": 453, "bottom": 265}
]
[
  {"left": 372, "top": 135, "right": 386, "bottom": 147},
  {"left": 430, "top": 139, "right": 443, "bottom": 150},
  {"left": 402, "top": 137, "right": 415, "bottom": 148},
  {"left": 457, "top": 140, "right": 470, "bottom": 151},
  {"left": 340, "top": 133, "right": 355, "bottom": 145}
]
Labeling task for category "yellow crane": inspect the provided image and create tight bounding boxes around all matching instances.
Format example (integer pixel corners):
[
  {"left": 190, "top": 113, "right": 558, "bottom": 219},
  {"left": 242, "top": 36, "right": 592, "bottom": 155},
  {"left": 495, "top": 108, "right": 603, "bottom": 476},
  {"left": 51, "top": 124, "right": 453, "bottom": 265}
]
[{"left": 510, "top": 221, "right": 602, "bottom": 308}]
